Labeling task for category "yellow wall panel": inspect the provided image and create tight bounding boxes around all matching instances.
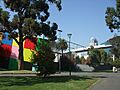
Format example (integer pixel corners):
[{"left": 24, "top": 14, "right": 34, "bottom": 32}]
[
  {"left": 0, "top": 32, "right": 3, "bottom": 41},
  {"left": 12, "top": 38, "right": 19, "bottom": 47},
  {"left": 24, "top": 48, "right": 34, "bottom": 62},
  {"left": 12, "top": 37, "right": 25, "bottom": 47}
]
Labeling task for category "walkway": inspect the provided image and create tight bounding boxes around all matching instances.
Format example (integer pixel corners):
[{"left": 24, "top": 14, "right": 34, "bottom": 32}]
[{"left": 89, "top": 72, "right": 120, "bottom": 90}]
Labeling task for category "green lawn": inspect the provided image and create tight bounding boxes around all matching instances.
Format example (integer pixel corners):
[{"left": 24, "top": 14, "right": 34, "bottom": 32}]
[{"left": 0, "top": 76, "right": 97, "bottom": 90}]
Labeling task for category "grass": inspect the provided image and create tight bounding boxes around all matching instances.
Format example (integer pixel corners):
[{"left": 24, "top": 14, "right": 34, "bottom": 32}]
[{"left": 0, "top": 76, "right": 97, "bottom": 90}]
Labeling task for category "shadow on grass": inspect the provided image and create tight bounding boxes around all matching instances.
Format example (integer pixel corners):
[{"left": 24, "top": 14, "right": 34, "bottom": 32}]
[
  {"left": 0, "top": 75, "right": 93, "bottom": 87},
  {"left": 93, "top": 76, "right": 108, "bottom": 79}
]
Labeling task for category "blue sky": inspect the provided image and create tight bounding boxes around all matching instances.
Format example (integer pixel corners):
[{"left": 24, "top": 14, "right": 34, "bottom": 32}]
[
  {"left": 48, "top": 0, "right": 118, "bottom": 46},
  {"left": 0, "top": 0, "right": 118, "bottom": 47}
]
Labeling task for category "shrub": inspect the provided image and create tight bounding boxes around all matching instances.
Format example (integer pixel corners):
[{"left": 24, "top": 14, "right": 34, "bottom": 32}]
[
  {"left": 111, "top": 59, "right": 120, "bottom": 68},
  {"left": 32, "top": 40, "right": 56, "bottom": 77}
]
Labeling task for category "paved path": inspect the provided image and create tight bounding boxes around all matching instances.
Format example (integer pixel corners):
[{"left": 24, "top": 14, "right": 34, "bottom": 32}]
[{"left": 90, "top": 72, "right": 120, "bottom": 90}]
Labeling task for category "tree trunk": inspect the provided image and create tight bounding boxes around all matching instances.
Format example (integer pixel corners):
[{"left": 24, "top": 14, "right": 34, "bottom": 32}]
[
  {"left": 19, "top": 41, "right": 24, "bottom": 70},
  {"left": 19, "top": 29, "right": 24, "bottom": 70},
  {"left": 61, "top": 49, "right": 63, "bottom": 59},
  {"left": 58, "top": 49, "right": 63, "bottom": 73}
]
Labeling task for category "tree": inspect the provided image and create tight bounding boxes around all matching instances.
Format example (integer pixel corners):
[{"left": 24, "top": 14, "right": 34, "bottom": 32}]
[
  {"left": 56, "top": 38, "right": 68, "bottom": 72},
  {"left": 105, "top": 0, "right": 120, "bottom": 32},
  {"left": 56, "top": 52, "right": 77, "bottom": 72},
  {"left": 111, "top": 59, "right": 120, "bottom": 68},
  {"left": 0, "top": 0, "right": 62, "bottom": 69},
  {"left": 56, "top": 38, "right": 68, "bottom": 57},
  {"left": 108, "top": 36, "right": 120, "bottom": 59},
  {"left": 76, "top": 56, "right": 80, "bottom": 64},
  {"left": 32, "top": 40, "right": 56, "bottom": 77},
  {"left": 85, "top": 57, "right": 92, "bottom": 65},
  {"left": 88, "top": 46, "right": 101, "bottom": 66},
  {"left": 108, "top": 36, "right": 120, "bottom": 68},
  {"left": 99, "top": 49, "right": 107, "bottom": 64},
  {"left": 106, "top": 54, "right": 113, "bottom": 65},
  {"left": 80, "top": 56, "right": 86, "bottom": 64}
]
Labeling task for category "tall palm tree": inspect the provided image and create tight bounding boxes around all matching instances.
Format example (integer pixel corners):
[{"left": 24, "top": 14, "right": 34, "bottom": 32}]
[
  {"left": 56, "top": 38, "right": 68, "bottom": 57},
  {"left": 56, "top": 38, "right": 68, "bottom": 72}
]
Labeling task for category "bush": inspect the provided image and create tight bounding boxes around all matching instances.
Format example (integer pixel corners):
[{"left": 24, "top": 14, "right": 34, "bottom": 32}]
[
  {"left": 32, "top": 40, "right": 56, "bottom": 77},
  {"left": 61, "top": 55, "right": 77, "bottom": 72},
  {"left": 111, "top": 59, "right": 120, "bottom": 68}
]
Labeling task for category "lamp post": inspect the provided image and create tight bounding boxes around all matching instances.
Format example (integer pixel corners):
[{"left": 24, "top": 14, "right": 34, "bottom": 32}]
[
  {"left": 57, "top": 30, "right": 62, "bottom": 73},
  {"left": 58, "top": 30, "right": 62, "bottom": 39},
  {"left": 67, "top": 33, "right": 72, "bottom": 76}
]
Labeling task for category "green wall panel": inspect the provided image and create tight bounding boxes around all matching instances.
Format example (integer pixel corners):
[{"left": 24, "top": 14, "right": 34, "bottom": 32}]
[
  {"left": 36, "top": 38, "right": 41, "bottom": 51},
  {"left": 8, "top": 58, "right": 18, "bottom": 70}
]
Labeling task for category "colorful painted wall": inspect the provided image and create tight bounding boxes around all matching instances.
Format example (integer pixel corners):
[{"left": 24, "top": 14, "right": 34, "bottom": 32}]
[{"left": 0, "top": 32, "right": 42, "bottom": 70}]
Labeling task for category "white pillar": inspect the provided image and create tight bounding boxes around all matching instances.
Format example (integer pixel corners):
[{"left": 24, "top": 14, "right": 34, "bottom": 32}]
[{"left": 112, "top": 54, "right": 115, "bottom": 62}]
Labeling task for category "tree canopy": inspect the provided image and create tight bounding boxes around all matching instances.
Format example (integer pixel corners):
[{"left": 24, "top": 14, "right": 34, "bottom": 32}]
[
  {"left": 88, "top": 47, "right": 101, "bottom": 66},
  {"left": 108, "top": 36, "right": 120, "bottom": 59},
  {"left": 56, "top": 38, "right": 68, "bottom": 52},
  {"left": 99, "top": 49, "right": 107, "bottom": 64},
  {"left": 0, "top": 0, "right": 62, "bottom": 69},
  {"left": 105, "top": 0, "right": 120, "bottom": 32},
  {"left": 88, "top": 46, "right": 109, "bottom": 66}
]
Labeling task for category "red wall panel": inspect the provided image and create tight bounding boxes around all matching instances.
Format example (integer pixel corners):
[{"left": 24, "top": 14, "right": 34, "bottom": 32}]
[
  {"left": 0, "top": 44, "right": 12, "bottom": 58},
  {"left": 24, "top": 38, "right": 37, "bottom": 50}
]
